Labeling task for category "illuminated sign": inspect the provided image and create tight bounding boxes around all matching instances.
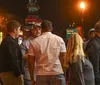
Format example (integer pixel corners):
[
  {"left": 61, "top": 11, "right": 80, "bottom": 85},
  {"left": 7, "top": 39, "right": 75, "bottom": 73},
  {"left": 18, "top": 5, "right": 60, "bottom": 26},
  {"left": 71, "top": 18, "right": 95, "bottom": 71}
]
[{"left": 66, "top": 28, "right": 78, "bottom": 40}]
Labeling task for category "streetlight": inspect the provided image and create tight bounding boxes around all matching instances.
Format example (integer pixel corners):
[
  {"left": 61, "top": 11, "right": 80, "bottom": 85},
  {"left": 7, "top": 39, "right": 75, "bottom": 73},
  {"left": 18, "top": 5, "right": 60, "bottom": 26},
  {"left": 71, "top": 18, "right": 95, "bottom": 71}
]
[
  {"left": 80, "top": 2, "right": 85, "bottom": 10},
  {"left": 80, "top": 1, "right": 85, "bottom": 38},
  {"left": 80, "top": 2, "right": 85, "bottom": 26}
]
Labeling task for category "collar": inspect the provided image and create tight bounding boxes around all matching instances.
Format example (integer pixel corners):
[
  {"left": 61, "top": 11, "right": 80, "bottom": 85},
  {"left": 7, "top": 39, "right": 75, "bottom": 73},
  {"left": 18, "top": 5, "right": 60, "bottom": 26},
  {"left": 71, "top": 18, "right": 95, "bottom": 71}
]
[
  {"left": 42, "top": 32, "right": 52, "bottom": 35},
  {"left": 7, "top": 34, "right": 18, "bottom": 42}
]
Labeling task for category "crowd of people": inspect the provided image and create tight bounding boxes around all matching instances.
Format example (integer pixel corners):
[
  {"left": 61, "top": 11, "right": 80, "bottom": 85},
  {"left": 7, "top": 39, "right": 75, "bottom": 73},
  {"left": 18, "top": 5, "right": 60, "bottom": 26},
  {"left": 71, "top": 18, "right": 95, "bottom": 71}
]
[{"left": 0, "top": 19, "right": 100, "bottom": 85}]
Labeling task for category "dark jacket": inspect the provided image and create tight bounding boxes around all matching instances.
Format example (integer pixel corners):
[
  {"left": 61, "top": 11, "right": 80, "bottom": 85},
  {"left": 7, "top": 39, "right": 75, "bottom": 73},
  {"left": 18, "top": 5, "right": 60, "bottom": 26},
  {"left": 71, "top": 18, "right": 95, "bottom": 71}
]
[
  {"left": 69, "top": 56, "right": 95, "bottom": 85},
  {"left": 84, "top": 35, "right": 100, "bottom": 85},
  {"left": 0, "top": 34, "right": 24, "bottom": 77}
]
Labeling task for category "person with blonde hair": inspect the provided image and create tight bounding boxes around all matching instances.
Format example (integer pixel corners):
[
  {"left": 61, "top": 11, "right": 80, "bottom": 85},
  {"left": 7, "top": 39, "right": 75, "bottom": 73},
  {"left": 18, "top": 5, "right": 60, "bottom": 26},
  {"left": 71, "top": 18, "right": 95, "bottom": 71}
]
[{"left": 66, "top": 33, "right": 95, "bottom": 85}]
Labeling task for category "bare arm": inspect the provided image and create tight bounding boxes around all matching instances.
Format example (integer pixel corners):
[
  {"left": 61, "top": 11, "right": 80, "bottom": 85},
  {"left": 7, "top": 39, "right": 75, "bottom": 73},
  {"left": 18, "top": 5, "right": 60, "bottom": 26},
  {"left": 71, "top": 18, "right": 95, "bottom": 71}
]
[
  {"left": 28, "top": 55, "right": 35, "bottom": 81},
  {"left": 59, "top": 52, "right": 66, "bottom": 73}
]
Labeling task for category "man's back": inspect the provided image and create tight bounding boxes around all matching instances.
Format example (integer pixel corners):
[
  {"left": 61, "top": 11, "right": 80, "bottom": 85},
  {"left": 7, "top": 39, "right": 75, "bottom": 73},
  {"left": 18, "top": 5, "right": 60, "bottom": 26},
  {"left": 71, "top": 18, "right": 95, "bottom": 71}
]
[
  {"left": 29, "top": 32, "right": 66, "bottom": 75},
  {"left": 28, "top": 20, "right": 66, "bottom": 85}
]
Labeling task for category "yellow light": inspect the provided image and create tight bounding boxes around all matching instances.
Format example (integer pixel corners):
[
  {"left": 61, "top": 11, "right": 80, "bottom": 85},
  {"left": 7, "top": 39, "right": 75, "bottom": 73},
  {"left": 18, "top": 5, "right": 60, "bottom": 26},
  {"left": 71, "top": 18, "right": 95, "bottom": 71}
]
[
  {"left": 19, "top": 31, "right": 23, "bottom": 35},
  {"left": 0, "top": 32, "right": 3, "bottom": 44},
  {"left": 80, "top": 2, "right": 85, "bottom": 10}
]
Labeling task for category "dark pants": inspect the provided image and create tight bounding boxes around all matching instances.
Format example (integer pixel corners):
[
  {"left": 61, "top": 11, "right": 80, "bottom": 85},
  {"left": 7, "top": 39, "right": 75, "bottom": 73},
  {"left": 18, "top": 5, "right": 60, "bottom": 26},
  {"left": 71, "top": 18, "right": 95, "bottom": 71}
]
[
  {"left": 0, "top": 72, "right": 24, "bottom": 85},
  {"left": 0, "top": 78, "right": 3, "bottom": 85}
]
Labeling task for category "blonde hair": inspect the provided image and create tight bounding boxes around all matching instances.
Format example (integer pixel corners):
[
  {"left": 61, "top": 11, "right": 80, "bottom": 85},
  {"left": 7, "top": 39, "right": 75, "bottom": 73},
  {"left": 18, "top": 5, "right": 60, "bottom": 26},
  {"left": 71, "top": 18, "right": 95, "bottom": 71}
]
[{"left": 66, "top": 33, "right": 85, "bottom": 65}]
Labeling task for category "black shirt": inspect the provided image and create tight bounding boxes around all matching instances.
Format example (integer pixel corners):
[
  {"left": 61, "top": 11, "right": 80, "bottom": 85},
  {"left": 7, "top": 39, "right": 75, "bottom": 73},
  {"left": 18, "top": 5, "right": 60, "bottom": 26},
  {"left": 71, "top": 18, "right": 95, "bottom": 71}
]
[
  {"left": 0, "top": 34, "right": 24, "bottom": 77},
  {"left": 84, "top": 35, "right": 100, "bottom": 85}
]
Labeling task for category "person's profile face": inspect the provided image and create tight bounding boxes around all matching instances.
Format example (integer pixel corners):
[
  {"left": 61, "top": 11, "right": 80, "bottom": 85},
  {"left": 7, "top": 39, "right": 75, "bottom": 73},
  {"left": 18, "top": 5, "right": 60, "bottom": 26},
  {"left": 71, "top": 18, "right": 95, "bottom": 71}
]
[
  {"left": 89, "top": 32, "right": 95, "bottom": 38},
  {"left": 15, "top": 27, "right": 21, "bottom": 38}
]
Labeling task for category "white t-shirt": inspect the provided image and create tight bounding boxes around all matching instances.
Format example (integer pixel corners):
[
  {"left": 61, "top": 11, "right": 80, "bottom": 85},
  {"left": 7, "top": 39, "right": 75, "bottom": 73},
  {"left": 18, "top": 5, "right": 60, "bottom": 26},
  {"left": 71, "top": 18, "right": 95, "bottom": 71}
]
[{"left": 28, "top": 32, "right": 66, "bottom": 75}]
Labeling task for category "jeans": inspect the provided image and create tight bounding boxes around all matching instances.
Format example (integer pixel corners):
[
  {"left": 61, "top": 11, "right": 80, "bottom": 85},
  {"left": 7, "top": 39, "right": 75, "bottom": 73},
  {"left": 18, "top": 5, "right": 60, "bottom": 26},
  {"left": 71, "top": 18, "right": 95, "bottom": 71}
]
[
  {"left": 36, "top": 74, "right": 66, "bottom": 85},
  {"left": 24, "top": 79, "right": 31, "bottom": 85}
]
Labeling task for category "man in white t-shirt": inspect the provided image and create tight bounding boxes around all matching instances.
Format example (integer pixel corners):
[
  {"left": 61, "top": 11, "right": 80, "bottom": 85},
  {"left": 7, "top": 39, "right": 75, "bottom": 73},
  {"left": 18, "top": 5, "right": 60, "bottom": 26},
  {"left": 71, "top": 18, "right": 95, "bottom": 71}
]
[{"left": 28, "top": 20, "right": 66, "bottom": 85}]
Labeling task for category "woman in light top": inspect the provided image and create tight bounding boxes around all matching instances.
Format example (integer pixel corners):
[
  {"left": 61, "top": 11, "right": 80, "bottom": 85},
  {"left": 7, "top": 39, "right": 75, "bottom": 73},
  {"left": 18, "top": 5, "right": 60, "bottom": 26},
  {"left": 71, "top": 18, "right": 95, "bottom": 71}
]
[{"left": 66, "top": 33, "right": 95, "bottom": 85}]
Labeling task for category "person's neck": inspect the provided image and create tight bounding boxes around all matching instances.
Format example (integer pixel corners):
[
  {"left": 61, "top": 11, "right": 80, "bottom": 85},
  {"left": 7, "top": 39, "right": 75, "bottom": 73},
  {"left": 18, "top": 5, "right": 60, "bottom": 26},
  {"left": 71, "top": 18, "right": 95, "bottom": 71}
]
[
  {"left": 31, "top": 35, "right": 37, "bottom": 38},
  {"left": 8, "top": 33, "right": 16, "bottom": 39},
  {"left": 42, "top": 30, "right": 51, "bottom": 33}
]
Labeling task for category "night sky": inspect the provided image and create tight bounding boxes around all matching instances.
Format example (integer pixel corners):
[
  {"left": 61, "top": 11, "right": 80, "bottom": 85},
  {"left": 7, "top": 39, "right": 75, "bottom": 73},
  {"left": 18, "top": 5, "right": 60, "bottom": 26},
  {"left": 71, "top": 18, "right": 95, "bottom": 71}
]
[{"left": 0, "top": 0, "right": 100, "bottom": 36}]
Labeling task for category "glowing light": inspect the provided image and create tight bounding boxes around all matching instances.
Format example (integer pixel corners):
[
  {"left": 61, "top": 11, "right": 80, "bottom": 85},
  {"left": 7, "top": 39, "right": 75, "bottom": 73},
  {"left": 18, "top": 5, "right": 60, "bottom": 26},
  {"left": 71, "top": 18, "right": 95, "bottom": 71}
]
[
  {"left": 80, "top": 2, "right": 85, "bottom": 10},
  {"left": 19, "top": 31, "right": 23, "bottom": 35},
  {"left": 0, "top": 32, "right": 3, "bottom": 44}
]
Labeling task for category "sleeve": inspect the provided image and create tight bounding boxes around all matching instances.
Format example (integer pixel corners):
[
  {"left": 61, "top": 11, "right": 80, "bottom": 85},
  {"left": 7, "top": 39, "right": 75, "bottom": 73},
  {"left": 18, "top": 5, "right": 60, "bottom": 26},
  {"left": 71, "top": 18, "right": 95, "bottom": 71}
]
[
  {"left": 91, "top": 44, "right": 100, "bottom": 84},
  {"left": 8, "top": 43, "right": 21, "bottom": 77},
  {"left": 60, "top": 38, "right": 66, "bottom": 52},
  {"left": 20, "top": 41, "right": 27, "bottom": 56},
  {"left": 28, "top": 43, "right": 35, "bottom": 56}
]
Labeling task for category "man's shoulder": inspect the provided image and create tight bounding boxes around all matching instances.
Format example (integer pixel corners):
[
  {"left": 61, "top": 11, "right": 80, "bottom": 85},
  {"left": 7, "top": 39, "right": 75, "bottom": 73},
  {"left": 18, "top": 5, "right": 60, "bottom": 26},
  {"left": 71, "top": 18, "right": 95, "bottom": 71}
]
[
  {"left": 28, "top": 36, "right": 35, "bottom": 40},
  {"left": 32, "top": 33, "right": 64, "bottom": 42},
  {"left": 0, "top": 36, "right": 12, "bottom": 49},
  {"left": 30, "top": 36, "right": 41, "bottom": 45},
  {"left": 22, "top": 39, "right": 29, "bottom": 46},
  {"left": 23, "top": 36, "right": 34, "bottom": 43},
  {"left": 84, "top": 39, "right": 93, "bottom": 46},
  {"left": 51, "top": 34, "right": 63, "bottom": 40},
  {"left": 92, "top": 36, "right": 100, "bottom": 46},
  {"left": 1, "top": 36, "right": 12, "bottom": 44}
]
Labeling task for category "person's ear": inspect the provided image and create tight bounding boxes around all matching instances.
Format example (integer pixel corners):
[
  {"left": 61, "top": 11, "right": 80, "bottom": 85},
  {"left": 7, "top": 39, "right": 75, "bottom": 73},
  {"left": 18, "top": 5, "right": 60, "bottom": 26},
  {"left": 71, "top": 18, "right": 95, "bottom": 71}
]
[{"left": 13, "top": 28, "right": 16, "bottom": 33}]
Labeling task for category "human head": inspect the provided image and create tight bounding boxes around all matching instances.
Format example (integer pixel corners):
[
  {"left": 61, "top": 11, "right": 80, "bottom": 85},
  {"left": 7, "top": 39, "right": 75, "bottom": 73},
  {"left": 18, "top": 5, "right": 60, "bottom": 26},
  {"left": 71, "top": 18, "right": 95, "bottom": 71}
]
[
  {"left": 31, "top": 24, "right": 41, "bottom": 37},
  {"left": 41, "top": 20, "right": 53, "bottom": 32},
  {"left": 89, "top": 28, "right": 95, "bottom": 38},
  {"left": 66, "top": 33, "right": 85, "bottom": 64},
  {"left": 7, "top": 20, "right": 21, "bottom": 38},
  {"left": 94, "top": 21, "right": 100, "bottom": 36}
]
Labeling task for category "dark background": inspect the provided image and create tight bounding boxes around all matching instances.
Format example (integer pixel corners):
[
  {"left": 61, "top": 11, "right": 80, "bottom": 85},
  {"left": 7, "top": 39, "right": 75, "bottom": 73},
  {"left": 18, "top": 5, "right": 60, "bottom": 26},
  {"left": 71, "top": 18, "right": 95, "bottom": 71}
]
[{"left": 0, "top": 0, "right": 100, "bottom": 37}]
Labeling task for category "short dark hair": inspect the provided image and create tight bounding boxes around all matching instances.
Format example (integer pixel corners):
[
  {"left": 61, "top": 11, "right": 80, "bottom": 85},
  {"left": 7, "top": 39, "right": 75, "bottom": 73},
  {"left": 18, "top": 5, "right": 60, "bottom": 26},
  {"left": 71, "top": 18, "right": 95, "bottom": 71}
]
[
  {"left": 41, "top": 20, "right": 53, "bottom": 31},
  {"left": 7, "top": 20, "right": 21, "bottom": 32},
  {"left": 94, "top": 21, "right": 100, "bottom": 33}
]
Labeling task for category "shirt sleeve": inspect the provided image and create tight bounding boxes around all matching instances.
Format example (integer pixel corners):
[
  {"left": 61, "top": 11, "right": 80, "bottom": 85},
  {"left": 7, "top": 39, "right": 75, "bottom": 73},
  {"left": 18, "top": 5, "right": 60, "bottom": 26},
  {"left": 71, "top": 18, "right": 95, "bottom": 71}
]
[
  {"left": 20, "top": 40, "right": 27, "bottom": 56},
  {"left": 60, "top": 38, "right": 66, "bottom": 52},
  {"left": 28, "top": 43, "right": 35, "bottom": 56},
  {"left": 8, "top": 43, "right": 21, "bottom": 77},
  {"left": 91, "top": 44, "right": 100, "bottom": 84}
]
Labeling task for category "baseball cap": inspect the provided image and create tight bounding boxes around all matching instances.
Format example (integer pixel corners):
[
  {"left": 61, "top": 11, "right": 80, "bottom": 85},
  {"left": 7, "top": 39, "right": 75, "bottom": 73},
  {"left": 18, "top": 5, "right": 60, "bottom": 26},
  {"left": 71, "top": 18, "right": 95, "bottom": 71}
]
[
  {"left": 23, "top": 23, "right": 41, "bottom": 31},
  {"left": 89, "top": 28, "right": 95, "bottom": 32}
]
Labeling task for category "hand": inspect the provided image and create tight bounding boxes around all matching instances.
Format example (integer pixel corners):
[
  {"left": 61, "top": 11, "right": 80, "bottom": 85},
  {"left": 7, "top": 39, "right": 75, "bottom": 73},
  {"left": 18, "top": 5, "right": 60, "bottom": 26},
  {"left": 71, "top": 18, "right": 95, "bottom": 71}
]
[
  {"left": 31, "top": 80, "right": 35, "bottom": 85},
  {"left": 24, "top": 54, "right": 28, "bottom": 60},
  {"left": 62, "top": 66, "right": 66, "bottom": 73},
  {"left": 17, "top": 75, "right": 21, "bottom": 79}
]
